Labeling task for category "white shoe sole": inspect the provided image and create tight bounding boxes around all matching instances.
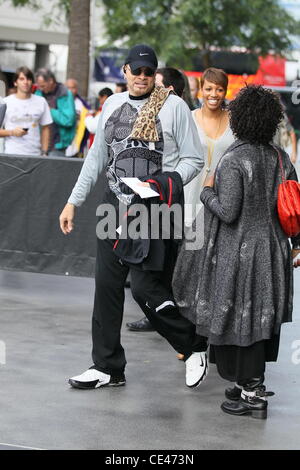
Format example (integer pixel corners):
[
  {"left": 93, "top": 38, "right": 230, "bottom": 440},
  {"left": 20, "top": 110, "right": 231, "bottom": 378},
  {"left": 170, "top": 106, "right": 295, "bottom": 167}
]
[
  {"left": 186, "top": 359, "right": 209, "bottom": 388},
  {"left": 68, "top": 378, "right": 126, "bottom": 389}
]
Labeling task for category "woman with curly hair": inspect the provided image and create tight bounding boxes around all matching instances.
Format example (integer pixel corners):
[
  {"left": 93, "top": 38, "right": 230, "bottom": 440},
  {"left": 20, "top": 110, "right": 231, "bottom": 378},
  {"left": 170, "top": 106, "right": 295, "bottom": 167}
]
[{"left": 173, "top": 85, "right": 300, "bottom": 419}]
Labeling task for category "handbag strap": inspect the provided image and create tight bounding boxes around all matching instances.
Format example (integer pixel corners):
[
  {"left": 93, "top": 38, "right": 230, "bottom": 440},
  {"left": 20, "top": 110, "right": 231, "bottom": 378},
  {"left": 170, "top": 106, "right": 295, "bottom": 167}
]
[{"left": 273, "top": 145, "right": 286, "bottom": 184}]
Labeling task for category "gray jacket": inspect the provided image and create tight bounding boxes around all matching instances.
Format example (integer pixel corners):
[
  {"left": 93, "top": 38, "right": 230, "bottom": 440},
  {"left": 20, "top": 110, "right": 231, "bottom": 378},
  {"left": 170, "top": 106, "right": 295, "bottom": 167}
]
[
  {"left": 173, "top": 140, "right": 300, "bottom": 347},
  {"left": 68, "top": 92, "right": 204, "bottom": 207}
]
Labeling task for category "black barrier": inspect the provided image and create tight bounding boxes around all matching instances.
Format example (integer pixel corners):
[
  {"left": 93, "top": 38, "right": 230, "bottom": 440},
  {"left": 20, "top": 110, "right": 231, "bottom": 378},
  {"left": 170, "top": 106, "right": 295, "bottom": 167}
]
[{"left": 0, "top": 153, "right": 107, "bottom": 277}]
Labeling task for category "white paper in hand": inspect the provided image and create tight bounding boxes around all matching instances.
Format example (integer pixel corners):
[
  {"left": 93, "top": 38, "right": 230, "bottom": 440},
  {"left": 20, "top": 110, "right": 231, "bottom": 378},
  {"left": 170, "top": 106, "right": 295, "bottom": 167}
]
[{"left": 121, "top": 177, "right": 160, "bottom": 199}]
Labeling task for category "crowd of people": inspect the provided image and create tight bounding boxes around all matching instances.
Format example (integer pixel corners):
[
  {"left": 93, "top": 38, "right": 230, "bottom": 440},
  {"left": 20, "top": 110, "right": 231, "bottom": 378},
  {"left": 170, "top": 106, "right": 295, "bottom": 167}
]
[
  {"left": 0, "top": 61, "right": 297, "bottom": 163},
  {"left": 1, "top": 44, "right": 300, "bottom": 421},
  {"left": 57, "top": 44, "right": 300, "bottom": 420},
  {"left": 0, "top": 66, "right": 128, "bottom": 158}
]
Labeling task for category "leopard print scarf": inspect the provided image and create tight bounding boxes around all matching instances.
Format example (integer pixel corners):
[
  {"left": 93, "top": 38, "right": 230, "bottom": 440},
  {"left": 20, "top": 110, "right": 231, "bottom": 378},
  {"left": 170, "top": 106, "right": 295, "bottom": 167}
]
[{"left": 130, "top": 86, "right": 172, "bottom": 142}]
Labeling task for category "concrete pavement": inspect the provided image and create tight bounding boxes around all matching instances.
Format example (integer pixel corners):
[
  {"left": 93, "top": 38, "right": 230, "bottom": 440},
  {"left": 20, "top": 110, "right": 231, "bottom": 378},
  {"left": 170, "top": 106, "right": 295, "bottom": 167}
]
[{"left": 0, "top": 267, "right": 299, "bottom": 450}]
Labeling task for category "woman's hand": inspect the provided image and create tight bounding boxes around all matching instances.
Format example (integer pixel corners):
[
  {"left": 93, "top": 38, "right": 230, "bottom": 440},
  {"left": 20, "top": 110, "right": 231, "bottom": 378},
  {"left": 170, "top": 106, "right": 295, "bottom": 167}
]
[
  {"left": 292, "top": 249, "right": 300, "bottom": 268},
  {"left": 290, "top": 152, "right": 297, "bottom": 165},
  {"left": 203, "top": 172, "right": 215, "bottom": 188}
]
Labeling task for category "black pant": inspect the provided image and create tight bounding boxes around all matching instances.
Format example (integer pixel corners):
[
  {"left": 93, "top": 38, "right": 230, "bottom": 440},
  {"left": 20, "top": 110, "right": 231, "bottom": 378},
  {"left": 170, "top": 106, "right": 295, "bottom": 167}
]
[
  {"left": 210, "top": 334, "right": 280, "bottom": 384},
  {"left": 92, "top": 238, "right": 207, "bottom": 375}
]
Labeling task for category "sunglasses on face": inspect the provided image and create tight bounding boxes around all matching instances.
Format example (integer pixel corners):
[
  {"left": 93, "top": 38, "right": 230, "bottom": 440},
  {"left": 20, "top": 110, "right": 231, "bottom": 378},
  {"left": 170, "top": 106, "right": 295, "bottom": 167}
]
[{"left": 130, "top": 67, "right": 155, "bottom": 77}]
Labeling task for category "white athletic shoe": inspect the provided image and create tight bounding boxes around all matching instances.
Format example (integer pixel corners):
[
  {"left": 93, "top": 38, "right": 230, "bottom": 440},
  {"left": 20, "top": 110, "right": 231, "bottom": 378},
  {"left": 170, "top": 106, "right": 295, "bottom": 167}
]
[
  {"left": 185, "top": 351, "right": 208, "bottom": 388},
  {"left": 68, "top": 368, "right": 125, "bottom": 389}
]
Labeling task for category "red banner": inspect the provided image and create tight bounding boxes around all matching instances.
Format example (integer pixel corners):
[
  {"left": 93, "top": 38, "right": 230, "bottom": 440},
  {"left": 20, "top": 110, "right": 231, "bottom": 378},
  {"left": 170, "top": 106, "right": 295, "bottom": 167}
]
[{"left": 185, "top": 54, "right": 286, "bottom": 100}]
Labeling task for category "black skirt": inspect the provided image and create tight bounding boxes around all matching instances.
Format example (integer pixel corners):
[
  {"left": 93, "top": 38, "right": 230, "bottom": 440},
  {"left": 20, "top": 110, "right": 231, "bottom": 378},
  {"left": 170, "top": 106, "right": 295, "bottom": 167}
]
[{"left": 209, "top": 334, "right": 280, "bottom": 385}]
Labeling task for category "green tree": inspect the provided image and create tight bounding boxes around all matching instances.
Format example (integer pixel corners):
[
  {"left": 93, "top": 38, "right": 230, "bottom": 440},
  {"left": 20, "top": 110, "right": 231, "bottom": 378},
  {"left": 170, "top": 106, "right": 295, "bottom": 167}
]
[{"left": 102, "top": 0, "right": 298, "bottom": 68}]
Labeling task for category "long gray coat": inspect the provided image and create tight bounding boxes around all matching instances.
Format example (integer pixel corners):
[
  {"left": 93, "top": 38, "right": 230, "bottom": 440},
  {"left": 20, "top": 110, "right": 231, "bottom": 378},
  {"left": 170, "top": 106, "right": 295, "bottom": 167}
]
[{"left": 173, "top": 140, "right": 300, "bottom": 347}]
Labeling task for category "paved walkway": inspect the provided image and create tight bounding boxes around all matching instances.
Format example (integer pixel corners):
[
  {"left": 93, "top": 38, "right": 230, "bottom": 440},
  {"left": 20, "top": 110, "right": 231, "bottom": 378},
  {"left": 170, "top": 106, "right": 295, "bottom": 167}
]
[{"left": 0, "top": 268, "right": 299, "bottom": 450}]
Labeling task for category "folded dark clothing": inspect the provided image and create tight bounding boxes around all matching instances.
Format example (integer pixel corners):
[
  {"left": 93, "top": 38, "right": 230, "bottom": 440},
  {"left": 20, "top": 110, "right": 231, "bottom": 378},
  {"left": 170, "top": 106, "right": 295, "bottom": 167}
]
[{"left": 113, "top": 171, "right": 184, "bottom": 270}]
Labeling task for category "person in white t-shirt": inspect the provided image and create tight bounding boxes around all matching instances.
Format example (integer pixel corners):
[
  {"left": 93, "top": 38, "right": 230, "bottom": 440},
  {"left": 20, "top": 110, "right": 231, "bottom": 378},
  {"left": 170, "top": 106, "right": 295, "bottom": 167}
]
[
  {"left": 0, "top": 66, "right": 53, "bottom": 156},
  {"left": 85, "top": 87, "right": 113, "bottom": 134}
]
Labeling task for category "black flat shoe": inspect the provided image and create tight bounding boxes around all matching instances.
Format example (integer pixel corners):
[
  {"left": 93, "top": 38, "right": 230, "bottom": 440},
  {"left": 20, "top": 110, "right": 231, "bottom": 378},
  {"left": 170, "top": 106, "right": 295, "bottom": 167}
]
[
  {"left": 221, "top": 399, "right": 268, "bottom": 419},
  {"left": 126, "top": 317, "right": 155, "bottom": 332},
  {"left": 221, "top": 384, "right": 274, "bottom": 419}
]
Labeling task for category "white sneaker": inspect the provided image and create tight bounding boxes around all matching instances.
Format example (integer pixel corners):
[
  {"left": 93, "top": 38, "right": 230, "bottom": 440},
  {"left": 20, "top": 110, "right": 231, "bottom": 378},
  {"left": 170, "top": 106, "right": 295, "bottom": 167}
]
[
  {"left": 68, "top": 368, "right": 125, "bottom": 389},
  {"left": 185, "top": 352, "right": 208, "bottom": 388}
]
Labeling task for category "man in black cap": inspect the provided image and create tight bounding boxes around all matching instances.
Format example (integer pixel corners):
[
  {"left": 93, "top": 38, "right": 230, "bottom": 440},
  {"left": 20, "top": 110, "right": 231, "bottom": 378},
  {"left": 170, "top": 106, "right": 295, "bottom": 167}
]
[
  {"left": 126, "top": 67, "right": 187, "bottom": 333},
  {"left": 59, "top": 44, "right": 207, "bottom": 390}
]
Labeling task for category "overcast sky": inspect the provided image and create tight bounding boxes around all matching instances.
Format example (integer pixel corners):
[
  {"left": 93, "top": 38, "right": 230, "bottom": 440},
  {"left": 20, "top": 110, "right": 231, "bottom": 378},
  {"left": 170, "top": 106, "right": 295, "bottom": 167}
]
[{"left": 280, "top": 0, "right": 300, "bottom": 19}]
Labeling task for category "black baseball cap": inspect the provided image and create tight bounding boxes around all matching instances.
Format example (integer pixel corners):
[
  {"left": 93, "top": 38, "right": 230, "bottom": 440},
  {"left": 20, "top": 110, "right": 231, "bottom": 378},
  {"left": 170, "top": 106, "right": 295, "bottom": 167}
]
[{"left": 125, "top": 44, "right": 158, "bottom": 72}]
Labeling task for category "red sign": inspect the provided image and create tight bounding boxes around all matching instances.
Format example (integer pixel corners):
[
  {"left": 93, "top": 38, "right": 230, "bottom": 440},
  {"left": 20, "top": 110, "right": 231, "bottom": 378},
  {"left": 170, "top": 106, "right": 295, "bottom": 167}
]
[{"left": 185, "top": 54, "right": 286, "bottom": 99}]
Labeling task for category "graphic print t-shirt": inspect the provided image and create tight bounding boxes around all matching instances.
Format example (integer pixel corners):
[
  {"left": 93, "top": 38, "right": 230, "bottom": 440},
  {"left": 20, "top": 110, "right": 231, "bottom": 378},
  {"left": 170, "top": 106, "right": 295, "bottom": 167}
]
[
  {"left": 3, "top": 94, "right": 53, "bottom": 155},
  {"left": 67, "top": 91, "right": 204, "bottom": 208},
  {"left": 104, "top": 99, "right": 163, "bottom": 205}
]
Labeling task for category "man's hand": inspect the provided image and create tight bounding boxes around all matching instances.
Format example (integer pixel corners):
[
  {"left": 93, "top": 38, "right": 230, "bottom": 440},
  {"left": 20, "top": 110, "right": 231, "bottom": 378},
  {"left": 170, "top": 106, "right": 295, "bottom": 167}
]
[
  {"left": 292, "top": 249, "right": 300, "bottom": 268},
  {"left": 59, "top": 203, "right": 75, "bottom": 235},
  {"left": 12, "top": 127, "right": 27, "bottom": 137}
]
